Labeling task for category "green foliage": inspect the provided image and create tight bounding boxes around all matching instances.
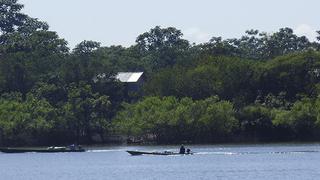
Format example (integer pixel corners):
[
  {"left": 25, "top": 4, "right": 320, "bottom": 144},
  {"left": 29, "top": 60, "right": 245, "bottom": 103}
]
[
  {"left": 260, "top": 51, "right": 320, "bottom": 99},
  {"left": 2, "top": 0, "right": 320, "bottom": 145},
  {"left": 136, "top": 26, "right": 190, "bottom": 70},
  {"left": 199, "top": 27, "right": 313, "bottom": 60},
  {"left": 272, "top": 98, "right": 318, "bottom": 139},
  {"left": 0, "top": 93, "right": 58, "bottom": 145},
  {"left": 31, "top": 81, "right": 67, "bottom": 106},
  {"left": 145, "top": 56, "right": 259, "bottom": 106},
  {"left": 63, "top": 82, "right": 111, "bottom": 143},
  {"left": 0, "top": 21, "right": 68, "bottom": 94},
  {"left": 113, "top": 96, "right": 237, "bottom": 143},
  {"left": 239, "top": 105, "right": 274, "bottom": 140},
  {"left": 0, "top": 0, "right": 48, "bottom": 34},
  {"left": 73, "top": 40, "right": 100, "bottom": 55}
]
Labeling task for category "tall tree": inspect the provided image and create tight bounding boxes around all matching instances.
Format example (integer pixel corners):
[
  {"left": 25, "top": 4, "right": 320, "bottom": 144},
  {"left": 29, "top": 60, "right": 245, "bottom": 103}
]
[
  {"left": 201, "top": 28, "right": 312, "bottom": 60},
  {"left": 63, "top": 82, "right": 111, "bottom": 143},
  {"left": 0, "top": 0, "right": 48, "bottom": 36},
  {"left": 136, "top": 26, "right": 189, "bottom": 70}
]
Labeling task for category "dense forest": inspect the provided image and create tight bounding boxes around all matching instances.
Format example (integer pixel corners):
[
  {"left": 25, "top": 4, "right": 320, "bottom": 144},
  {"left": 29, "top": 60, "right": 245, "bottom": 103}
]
[{"left": 1, "top": 0, "right": 320, "bottom": 146}]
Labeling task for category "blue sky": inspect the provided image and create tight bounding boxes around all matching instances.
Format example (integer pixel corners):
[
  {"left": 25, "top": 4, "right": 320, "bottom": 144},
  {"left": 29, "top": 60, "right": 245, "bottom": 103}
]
[{"left": 19, "top": 0, "right": 319, "bottom": 48}]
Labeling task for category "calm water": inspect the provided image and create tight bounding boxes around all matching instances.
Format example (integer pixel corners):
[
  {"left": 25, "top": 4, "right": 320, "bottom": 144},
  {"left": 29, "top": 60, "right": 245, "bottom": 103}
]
[{"left": 1, "top": 143, "right": 320, "bottom": 180}]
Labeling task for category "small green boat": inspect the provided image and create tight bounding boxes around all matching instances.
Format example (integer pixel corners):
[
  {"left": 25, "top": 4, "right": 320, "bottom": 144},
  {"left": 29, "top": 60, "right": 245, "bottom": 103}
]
[
  {"left": 126, "top": 150, "right": 193, "bottom": 156},
  {"left": 0, "top": 147, "right": 85, "bottom": 153}
]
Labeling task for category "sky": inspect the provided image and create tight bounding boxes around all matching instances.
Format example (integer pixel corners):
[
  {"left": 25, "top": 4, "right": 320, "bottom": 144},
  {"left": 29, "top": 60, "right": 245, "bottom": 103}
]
[{"left": 19, "top": 0, "right": 319, "bottom": 49}]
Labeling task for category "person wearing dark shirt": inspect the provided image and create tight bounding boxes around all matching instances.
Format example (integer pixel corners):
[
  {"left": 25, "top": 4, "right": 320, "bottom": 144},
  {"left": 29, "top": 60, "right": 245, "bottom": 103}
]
[{"left": 179, "top": 145, "right": 185, "bottom": 154}]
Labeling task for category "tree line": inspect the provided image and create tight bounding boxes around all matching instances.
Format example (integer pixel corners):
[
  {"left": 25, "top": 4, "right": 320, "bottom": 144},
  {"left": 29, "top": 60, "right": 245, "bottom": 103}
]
[{"left": 1, "top": 0, "right": 320, "bottom": 145}]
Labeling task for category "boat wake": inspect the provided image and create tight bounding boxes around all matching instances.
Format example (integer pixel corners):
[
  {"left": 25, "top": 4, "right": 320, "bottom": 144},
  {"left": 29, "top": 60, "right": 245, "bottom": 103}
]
[
  {"left": 87, "top": 149, "right": 125, "bottom": 153},
  {"left": 196, "top": 150, "right": 320, "bottom": 156},
  {"left": 196, "top": 152, "right": 237, "bottom": 155}
]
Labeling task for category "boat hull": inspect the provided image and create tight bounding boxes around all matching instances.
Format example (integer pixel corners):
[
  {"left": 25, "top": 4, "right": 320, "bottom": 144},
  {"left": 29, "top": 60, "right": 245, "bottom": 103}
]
[
  {"left": 0, "top": 148, "right": 85, "bottom": 153},
  {"left": 127, "top": 150, "right": 192, "bottom": 156}
]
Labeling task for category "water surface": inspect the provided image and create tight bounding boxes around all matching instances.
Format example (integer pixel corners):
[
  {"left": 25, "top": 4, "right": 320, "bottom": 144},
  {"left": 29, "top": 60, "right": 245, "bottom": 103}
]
[{"left": 1, "top": 143, "right": 320, "bottom": 180}]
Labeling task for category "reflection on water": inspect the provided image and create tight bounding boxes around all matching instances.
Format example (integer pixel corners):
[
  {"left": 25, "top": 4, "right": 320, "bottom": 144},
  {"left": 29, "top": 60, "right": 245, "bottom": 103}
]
[{"left": 1, "top": 143, "right": 320, "bottom": 180}]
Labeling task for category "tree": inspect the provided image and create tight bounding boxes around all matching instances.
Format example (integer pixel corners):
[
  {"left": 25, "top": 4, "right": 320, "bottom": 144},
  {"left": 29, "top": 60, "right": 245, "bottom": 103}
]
[
  {"left": 272, "top": 98, "right": 318, "bottom": 140},
  {"left": 0, "top": 0, "right": 68, "bottom": 95},
  {"left": 199, "top": 36, "right": 239, "bottom": 57},
  {"left": 144, "top": 56, "right": 258, "bottom": 105},
  {"left": 136, "top": 26, "right": 189, "bottom": 69},
  {"left": 0, "top": 30, "right": 68, "bottom": 95},
  {"left": 63, "top": 82, "right": 111, "bottom": 143},
  {"left": 200, "top": 28, "right": 312, "bottom": 60},
  {"left": 62, "top": 40, "right": 107, "bottom": 83},
  {"left": 260, "top": 51, "right": 320, "bottom": 100},
  {"left": 31, "top": 81, "right": 67, "bottom": 106},
  {"left": 0, "top": 0, "right": 47, "bottom": 35},
  {"left": 113, "top": 96, "right": 238, "bottom": 143},
  {"left": 73, "top": 40, "right": 100, "bottom": 55},
  {"left": 264, "top": 27, "right": 310, "bottom": 58},
  {"left": 239, "top": 105, "right": 273, "bottom": 140},
  {"left": 0, "top": 93, "right": 59, "bottom": 145}
]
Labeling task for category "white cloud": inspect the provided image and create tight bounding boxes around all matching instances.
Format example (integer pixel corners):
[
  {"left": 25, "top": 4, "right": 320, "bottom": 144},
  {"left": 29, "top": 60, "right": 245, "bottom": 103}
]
[
  {"left": 183, "top": 27, "right": 211, "bottom": 44},
  {"left": 294, "top": 24, "right": 318, "bottom": 41}
]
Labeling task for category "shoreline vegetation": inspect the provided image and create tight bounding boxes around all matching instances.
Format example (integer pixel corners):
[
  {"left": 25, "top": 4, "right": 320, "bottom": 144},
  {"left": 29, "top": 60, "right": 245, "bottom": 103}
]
[{"left": 2, "top": 1, "right": 320, "bottom": 146}]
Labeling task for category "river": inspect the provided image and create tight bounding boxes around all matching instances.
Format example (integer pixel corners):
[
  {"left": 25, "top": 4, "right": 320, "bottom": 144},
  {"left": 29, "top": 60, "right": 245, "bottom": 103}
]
[{"left": 1, "top": 143, "right": 320, "bottom": 180}]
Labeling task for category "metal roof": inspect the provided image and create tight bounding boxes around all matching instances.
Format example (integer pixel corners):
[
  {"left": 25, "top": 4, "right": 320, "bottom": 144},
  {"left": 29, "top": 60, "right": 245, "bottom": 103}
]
[{"left": 115, "top": 72, "right": 144, "bottom": 82}]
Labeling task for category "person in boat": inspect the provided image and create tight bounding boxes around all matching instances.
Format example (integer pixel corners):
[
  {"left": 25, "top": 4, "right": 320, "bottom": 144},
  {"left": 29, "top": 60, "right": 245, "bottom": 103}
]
[
  {"left": 179, "top": 145, "right": 185, "bottom": 154},
  {"left": 69, "top": 144, "right": 76, "bottom": 150},
  {"left": 186, "top": 148, "right": 191, "bottom": 154}
]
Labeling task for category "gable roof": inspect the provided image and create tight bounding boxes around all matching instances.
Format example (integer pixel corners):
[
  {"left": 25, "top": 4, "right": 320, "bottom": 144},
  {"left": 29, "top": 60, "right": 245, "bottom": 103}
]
[{"left": 115, "top": 72, "right": 144, "bottom": 82}]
